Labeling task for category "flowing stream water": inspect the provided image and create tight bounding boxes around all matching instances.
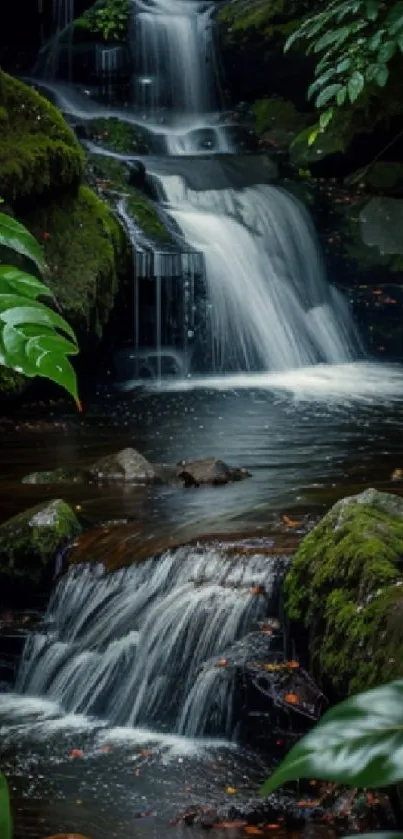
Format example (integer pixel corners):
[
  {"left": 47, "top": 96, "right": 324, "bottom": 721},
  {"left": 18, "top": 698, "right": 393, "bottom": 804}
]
[{"left": 2, "top": 2, "right": 403, "bottom": 837}]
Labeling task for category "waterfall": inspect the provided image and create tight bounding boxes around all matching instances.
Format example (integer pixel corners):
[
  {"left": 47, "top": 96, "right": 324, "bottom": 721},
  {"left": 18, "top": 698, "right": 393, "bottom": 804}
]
[
  {"left": 16, "top": 548, "right": 284, "bottom": 737},
  {"left": 132, "top": 0, "right": 217, "bottom": 114},
  {"left": 158, "top": 175, "right": 361, "bottom": 371}
]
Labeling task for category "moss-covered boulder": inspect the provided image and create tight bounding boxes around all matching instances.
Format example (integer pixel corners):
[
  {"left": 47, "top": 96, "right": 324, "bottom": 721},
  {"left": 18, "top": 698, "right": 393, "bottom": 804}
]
[
  {"left": 0, "top": 499, "right": 81, "bottom": 598},
  {"left": 87, "top": 117, "right": 151, "bottom": 154},
  {"left": 285, "top": 488, "right": 403, "bottom": 696},
  {"left": 347, "top": 162, "right": 403, "bottom": 196},
  {"left": 22, "top": 185, "right": 129, "bottom": 337},
  {"left": 0, "top": 70, "right": 84, "bottom": 204},
  {"left": 252, "top": 96, "right": 309, "bottom": 148}
]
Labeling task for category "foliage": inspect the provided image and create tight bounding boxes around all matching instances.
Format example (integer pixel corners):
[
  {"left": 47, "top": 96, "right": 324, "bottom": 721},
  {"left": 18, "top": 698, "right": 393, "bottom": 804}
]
[
  {"left": 262, "top": 679, "right": 403, "bottom": 794},
  {"left": 285, "top": 0, "right": 403, "bottom": 144},
  {"left": 0, "top": 773, "right": 12, "bottom": 839},
  {"left": 0, "top": 205, "right": 80, "bottom": 405},
  {"left": 252, "top": 97, "right": 308, "bottom": 135},
  {"left": 79, "top": 0, "right": 131, "bottom": 42}
]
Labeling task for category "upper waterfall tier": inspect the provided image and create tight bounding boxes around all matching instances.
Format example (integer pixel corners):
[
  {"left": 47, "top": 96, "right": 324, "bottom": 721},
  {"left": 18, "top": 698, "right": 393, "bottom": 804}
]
[{"left": 132, "top": 0, "right": 219, "bottom": 115}]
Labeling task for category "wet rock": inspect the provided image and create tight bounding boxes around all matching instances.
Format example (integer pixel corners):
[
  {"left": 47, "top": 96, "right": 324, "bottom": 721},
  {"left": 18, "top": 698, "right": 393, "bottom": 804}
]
[
  {"left": 0, "top": 500, "right": 81, "bottom": 602},
  {"left": 285, "top": 488, "right": 403, "bottom": 694},
  {"left": 360, "top": 197, "right": 403, "bottom": 255},
  {"left": 176, "top": 457, "right": 251, "bottom": 487},
  {"left": 127, "top": 160, "right": 146, "bottom": 188},
  {"left": 88, "top": 447, "right": 160, "bottom": 483},
  {"left": 22, "top": 468, "right": 88, "bottom": 485}
]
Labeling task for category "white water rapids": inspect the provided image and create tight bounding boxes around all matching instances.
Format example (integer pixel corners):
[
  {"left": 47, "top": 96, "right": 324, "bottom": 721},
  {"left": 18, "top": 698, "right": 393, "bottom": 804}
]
[{"left": 15, "top": 548, "right": 284, "bottom": 738}]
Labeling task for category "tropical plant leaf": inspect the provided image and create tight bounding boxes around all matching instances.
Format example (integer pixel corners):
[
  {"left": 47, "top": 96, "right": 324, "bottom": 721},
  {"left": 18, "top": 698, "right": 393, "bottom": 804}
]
[
  {"left": 0, "top": 296, "right": 77, "bottom": 341},
  {"left": 0, "top": 213, "right": 44, "bottom": 272},
  {"left": 261, "top": 679, "right": 403, "bottom": 795},
  {"left": 0, "top": 266, "right": 53, "bottom": 300},
  {"left": 0, "top": 773, "right": 12, "bottom": 839},
  {"left": 347, "top": 70, "right": 365, "bottom": 102}
]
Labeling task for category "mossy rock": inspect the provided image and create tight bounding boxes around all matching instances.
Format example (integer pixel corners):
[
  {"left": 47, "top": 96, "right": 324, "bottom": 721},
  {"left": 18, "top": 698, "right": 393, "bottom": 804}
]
[
  {"left": 347, "top": 162, "right": 403, "bottom": 196},
  {"left": 87, "top": 117, "right": 150, "bottom": 154},
  {"left": 0, "top": 499, "right": 81, "bottom": 595},
  {"left": 285, "top": 488, "right": 403, "bottom": 695},
  {"left": 252, "top": 96, "right": 308, "bottom": 138},
  {"left": 0, "top": 70, "right": 84, "bottom": 205},
  {"left": 22, "top": 185, "right": 129, "bottom": 337}
]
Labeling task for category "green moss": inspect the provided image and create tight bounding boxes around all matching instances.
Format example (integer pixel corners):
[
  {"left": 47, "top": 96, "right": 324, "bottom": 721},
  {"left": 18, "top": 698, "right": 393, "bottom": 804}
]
[
  {"left": 0, "top": 499, "right": 81, "bottom": 589},
  {"left": 0, "top": 70, "right": 84, "bottom": 205},
  {"left": 285, "top": 488, "right": 403, "bottom": 694},
  {"left": 88, "top": 117, "right": 150, "bottom": 154},
  {"left": 252, "top": 96, "right": 308, "bottom": 138},
  {"left": 126, "top": 190, "right": 173, "bottom": 244},
  {"left": 87, "top": 153, "right": 129, "bottom": 188},
  {"left": 23, "top": 185, "right": 129, "bottom": 337}
]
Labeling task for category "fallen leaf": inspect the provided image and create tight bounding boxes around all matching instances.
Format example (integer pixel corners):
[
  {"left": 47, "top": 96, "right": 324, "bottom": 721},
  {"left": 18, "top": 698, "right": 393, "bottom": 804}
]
[
  {"left": 70, "top": 749, "right": 83, "bottom": 759},
  {"left": 282, "top": 514, "right": 299, "bottom": 528},
  {"left": 284, "top": 693, "right": 299, "bottom": 704},
  {"left": 215, "top": 659, "right": 228, "bottom": 667},
  {"left": 245, "top": 827, "right": 264, "bottom": 835},
  {"left": 226, "top": 786, "right": 237, "bottom": 794}
]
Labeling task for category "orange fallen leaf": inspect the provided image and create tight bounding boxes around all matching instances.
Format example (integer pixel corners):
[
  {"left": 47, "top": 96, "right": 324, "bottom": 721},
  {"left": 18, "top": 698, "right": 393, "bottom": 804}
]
[
  {"left": 287, "top": 659, "right": 300, "bottom": 669},
  {"left": 282, "top": 515, "right": 299, "bottom": 528},
  {"left": 226, "top": 786, "right": 237, "bottom": 794},
  {"left": 266, "top": 826, "right": 281, "bottom": 831},
  {"left": 215, "top": 659, "right": 228, "bottom": 667},
  {"left": 284, "top": 693, "right": 299, "bottom": 704},
  {"left": 215, "top": 821, "right": 247, "bottom": 829},
  {"left": 245, "top": 828, "right": 264, "bottom": 836},
  {"left": 297, "top": 800, "right": 321, "bottom": 808}
]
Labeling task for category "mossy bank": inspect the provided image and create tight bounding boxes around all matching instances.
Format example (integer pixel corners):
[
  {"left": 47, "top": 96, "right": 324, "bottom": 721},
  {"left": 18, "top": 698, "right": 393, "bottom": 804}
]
[
  {"left": 285, "top": 488, "right": 403, "bottom": 696},
  {"left": 0, "top": 69, "right": 83, "bottom": 204}
]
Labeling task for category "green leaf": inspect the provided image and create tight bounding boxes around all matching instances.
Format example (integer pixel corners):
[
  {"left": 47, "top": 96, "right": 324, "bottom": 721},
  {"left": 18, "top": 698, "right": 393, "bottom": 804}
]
[
  {"left": 0, "top": 773, "right": 12, "bottom": 839},
  {"left": 378, "top": 40, "right": 397, "bottom": 62},
  {"left": 398, "top": 32, "right": 403, "bottom": 52},
  {"left": 375, "top": 64, "right": 390, "bottom": 85},
  {"left": 336, "top": 57, "right": 352, "bottom": 73},
  {"left": 0, "top": 296, "right": 77, "bottom": 342},
  {"left": 32, "top": 352, "right": 79, "bottom": 403},
  {"left": 261, "top": 679, "right": 403, "bottom": 795},
  {"left": 0, "top": 212, "right": 44, "bottom": 272},
  {"left": 347, "top": 70, "right": 365, "bottom": 102},
  {"left": 308, "top": 127, "right": 320, "bottom": 146},
  {"left": 316, "top": 83, "right": 343, "bottom": 108},
  {"left": 369, "top": 28, "right": 385, "bottom": 50},
  {"left": 365, "top": 0, "right": 380, "bottom": 20},
  {"left": 319, "top": 108, "right": 334, "bottom": 130},
  {"left": 0, "top": 266, "right": 53, "bottom": 300},
  {"left": 337, "top": 86, "right": 347, "bottom": 105}
]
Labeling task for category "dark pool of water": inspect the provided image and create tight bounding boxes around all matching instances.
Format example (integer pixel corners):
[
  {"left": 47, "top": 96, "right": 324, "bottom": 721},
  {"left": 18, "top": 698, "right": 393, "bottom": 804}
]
[{"left": 1, "top": 379, "right": 402, "bottom": 539}]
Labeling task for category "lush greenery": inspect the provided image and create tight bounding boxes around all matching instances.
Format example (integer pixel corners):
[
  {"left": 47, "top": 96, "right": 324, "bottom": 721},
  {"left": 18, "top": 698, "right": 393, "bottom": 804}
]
[
  {"left": 76, "top": 0, "right": 131, "bottom": 42},
  {"left": 285, "top": 0, "right": 403, "bottom": 144},
  {"left": 0, "top": 204, "right": 80, "bottom": 404},
  {"left": 261, "top": 679, "right": 403, "bottom": 839},
  {"left": 0, "top": 69, "right": 83, "bottom": 204}
]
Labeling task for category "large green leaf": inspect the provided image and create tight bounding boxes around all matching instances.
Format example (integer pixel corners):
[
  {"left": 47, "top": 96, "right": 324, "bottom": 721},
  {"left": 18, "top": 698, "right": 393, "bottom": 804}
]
[
  {"left": 0, "top": 212, "right": 44, "bottom": 273},
  {"left": 0, "top": 773, "right": 12, "bottom": 839},
  {"left": 0, "top": 266, "right": 53, "bottom": 300},
  {"left": 261, "top": 679, "right": 403, "bottom": 795},
  {"left": 0, "top": 296, "right": 77, "bottom": 341}
]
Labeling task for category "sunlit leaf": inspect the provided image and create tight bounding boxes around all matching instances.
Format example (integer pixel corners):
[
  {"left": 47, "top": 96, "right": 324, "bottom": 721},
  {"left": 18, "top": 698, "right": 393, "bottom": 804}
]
[
  {"left": 261, "top": 680, "right": 403, "bottom": 795},
  {"left": 0, "top": 213, "right": 44, "bottom": 272}
]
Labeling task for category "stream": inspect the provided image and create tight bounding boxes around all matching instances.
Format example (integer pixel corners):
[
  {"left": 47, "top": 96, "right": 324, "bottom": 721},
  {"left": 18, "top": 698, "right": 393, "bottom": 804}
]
[{"left": 1, "top": 0, "right": 403, "bottom": 836}]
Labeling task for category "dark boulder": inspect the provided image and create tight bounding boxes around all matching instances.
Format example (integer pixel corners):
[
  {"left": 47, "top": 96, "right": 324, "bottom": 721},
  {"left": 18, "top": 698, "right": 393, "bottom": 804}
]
[
  {"left": 176, "top": 457, "right": 250, "bottom": 487},
  {"left": 88, "top": 447, "right": 160, "bottom": 484}
]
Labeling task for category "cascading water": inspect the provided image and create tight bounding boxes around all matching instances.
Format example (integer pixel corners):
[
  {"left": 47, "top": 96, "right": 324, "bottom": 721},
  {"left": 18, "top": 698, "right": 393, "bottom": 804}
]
[
  {"left": 16, "top": 548, "right": 285, "bottom": 737},
  {"left": 32, "top": 0, "right": 361, "bottom": 375}
]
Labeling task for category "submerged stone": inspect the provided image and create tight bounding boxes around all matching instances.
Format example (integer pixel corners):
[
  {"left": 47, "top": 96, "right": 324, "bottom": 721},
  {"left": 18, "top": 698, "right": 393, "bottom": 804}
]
[
  {"left": 285, "top": 488, "right": 403, "bottom": 694},
  {"left": 88, "top": 447, "right": 159, "bottom": 483},
  {"left": 22, "top": 468, "right": 88, "bottom": 485},
  {"left": 0, "top": 499, "right": 81, "bottom": 598}
]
